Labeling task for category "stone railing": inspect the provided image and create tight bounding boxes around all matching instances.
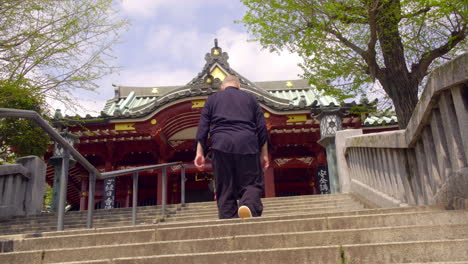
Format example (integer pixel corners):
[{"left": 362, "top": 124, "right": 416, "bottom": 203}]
[
  {"left": 337, "top": 53, "right": 468, "bottom": 209},
  {"left": 0, "top": 156, "right": 46, "bottom": 218}
]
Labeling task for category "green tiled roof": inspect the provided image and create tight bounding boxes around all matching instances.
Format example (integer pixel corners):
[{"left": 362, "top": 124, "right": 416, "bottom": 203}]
[
  {"left": 267, "top": 88, "right": 338, "bottom": 107},
  {"left": 255, "top": 79, "right": 309, "bottom": 90},
  {"left": 102, "top": 79, "right": 340, "bottom": 116},
  {"left": 364, "top": 115, "right": 398, "bottom": 126}
]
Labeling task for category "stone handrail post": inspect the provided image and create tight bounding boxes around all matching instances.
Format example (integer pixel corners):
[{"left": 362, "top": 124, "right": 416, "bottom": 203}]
[{"left": 0, "top": 156, "right": 46, "bottom": 218}]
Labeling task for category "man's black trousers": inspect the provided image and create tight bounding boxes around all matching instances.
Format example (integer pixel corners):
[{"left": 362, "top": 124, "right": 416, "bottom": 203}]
[{"left": 211, "top": 149, "right": 265, "bottom": 219}]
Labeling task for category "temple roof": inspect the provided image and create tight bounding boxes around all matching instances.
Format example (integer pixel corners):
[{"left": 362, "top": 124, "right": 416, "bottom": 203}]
[
  {"left": 363, "top": 115, "right": 398, "bottom": 127},
  {"left": 99, "top": 39, "right": 341, "bottom": 118},
  {"left": 56, "top": 40, "right": 394, "bottom": 126},
  {"left": 102, "top": 78, "right": 339, "bottom": 117}
]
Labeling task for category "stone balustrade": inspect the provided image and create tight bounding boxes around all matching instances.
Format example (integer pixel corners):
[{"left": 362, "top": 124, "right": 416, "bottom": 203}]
[
  {"left": 338, "top": 53, "right": 468, "bottom": 209},
  {"left": 0, "top": 156, "right": 46, "bottom": 218}
]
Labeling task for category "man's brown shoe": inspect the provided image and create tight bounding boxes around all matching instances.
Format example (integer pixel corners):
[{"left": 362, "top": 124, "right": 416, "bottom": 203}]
[{"left": 238, "top": 205, "right": 252, "bottom": 218}]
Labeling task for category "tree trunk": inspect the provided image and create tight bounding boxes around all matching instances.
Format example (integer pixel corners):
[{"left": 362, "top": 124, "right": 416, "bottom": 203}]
[
  {"left": 375, "top": 0, "right": 419, "bottom": 129},
  {"left": 380, "top": 74, "right": 419, "bottom": 129}
]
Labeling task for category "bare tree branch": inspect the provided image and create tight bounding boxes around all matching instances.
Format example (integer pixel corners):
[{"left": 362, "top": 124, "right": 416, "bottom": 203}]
[{"left": 411, "top": 26, "right": 467, "bottom": 82}]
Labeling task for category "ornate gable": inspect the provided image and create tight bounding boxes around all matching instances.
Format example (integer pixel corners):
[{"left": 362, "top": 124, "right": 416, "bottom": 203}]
[{"left": 186, "top": 39, "right": 258, "bottom": 91}]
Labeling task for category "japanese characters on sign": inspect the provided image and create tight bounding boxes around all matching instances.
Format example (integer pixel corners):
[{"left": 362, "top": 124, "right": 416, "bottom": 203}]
[
  {"left": 103, "top": 178, "right": 116, "bottom": 209},
  {"left": 317, "top": 166, "right": 330, "bottom": 194}
]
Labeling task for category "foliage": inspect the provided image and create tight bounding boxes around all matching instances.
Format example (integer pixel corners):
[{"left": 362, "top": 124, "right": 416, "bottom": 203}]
[
  {"left": 241, "top": 0, "right": 467, "bottom": 128},
  {"left": 43, "top": 184, "right": 53, "bottom": 212},
  {"left": 0, "top": 0, "right": 128, "bottom": 110},
  {"left": 0, "top": 80, "right": 50, "bottom": 162}
]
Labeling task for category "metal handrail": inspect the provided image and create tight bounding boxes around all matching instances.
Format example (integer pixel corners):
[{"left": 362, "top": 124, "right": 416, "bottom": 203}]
[
  {"left": 0, "top": 108, "right": 186, "bottom": 230},
  {"left": 101, "top": 162, "right": 182, "bottom": 179},
  {"left": 0, "top": 108, "right": 101, "bottom": 177}
]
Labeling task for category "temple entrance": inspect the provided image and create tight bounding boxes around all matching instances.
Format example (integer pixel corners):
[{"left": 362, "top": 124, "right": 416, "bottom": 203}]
[
  {"left": 185, "top": 171, "right": 215, "bottom": 203},
  {"left": 274, "top": 168, "right": 319, "bottom": 197}
]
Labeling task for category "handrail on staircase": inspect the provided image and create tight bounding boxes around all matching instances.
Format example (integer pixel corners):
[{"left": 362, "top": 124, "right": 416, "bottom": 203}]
[{"left": 0, "top": 108, "right": 186, "bottom": 231}]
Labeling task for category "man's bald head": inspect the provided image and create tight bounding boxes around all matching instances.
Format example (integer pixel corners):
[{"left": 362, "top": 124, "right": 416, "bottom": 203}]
[{"left": 221, "top": 75, "right": 240, "bottom": 90}]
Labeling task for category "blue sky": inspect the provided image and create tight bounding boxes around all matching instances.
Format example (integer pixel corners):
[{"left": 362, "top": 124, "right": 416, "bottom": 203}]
[{"left": 60, "top": 0, "right": 303, "bottom": 116}]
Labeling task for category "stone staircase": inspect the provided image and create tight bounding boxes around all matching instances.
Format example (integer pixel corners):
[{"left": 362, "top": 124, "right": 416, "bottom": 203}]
[
  {"left": 0, "top": 204, "right": 176, "bottom": 236},
  {"left": 0, "top": 194, "right": 467, "bottom": 263}
]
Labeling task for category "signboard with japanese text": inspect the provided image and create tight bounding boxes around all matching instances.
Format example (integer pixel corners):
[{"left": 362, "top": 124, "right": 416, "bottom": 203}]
[
  {"left": 317, "top": 166, "right": 330, "bottom": 194},
  {"left": 103, "top": 178, "right": 116, "bottom": 209}
]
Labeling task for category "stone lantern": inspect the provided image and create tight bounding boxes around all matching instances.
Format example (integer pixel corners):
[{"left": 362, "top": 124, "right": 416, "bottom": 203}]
[{"left": 316, "top": 107, "right": 343, "bottom": 194}]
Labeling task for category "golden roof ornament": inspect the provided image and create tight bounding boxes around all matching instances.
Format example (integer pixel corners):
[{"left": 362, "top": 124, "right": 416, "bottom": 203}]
[{"left": 212, "top": 38, "right": 220, "bottom": 55}]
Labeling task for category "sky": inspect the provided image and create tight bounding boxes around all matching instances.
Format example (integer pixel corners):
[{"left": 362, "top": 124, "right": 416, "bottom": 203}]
[{"left": 60, "top": 0, "right": 303, "bottom": 116}]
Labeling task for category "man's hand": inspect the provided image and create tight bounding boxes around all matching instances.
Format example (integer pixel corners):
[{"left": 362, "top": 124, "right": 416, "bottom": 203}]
[
  {"left": 260, "top": 153, "right": 269, "bottom": 172},
  {"left": 194, "top": 154, "right": 205, "bottom": 171},
  {"left": 194, "top": 142, "right": 205, "bottom": 171},
  {"left": 260, "top": 142, "right": 269, "bottom": 172}
]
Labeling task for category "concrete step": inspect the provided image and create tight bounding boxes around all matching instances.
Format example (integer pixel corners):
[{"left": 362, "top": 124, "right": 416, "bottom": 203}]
[
  {"left": 158, "top": 205, "right": 442, "bottom": 229},
  {"left": 162, "top": 204, "right": 365, "bottom": 222},
  {"left": 1, "top": 191, "right": 465, "bottom": 264},
  {"left": 2, "top": 224, "right": 466, "bottom": 263},
  {"left": 0, "top": 224, "right": 159, "bottom": 241},
  {"left": 0, "top": 211, "right": 163, "bottom": 226},
  {"left": 0, "top": 194, "right": 359, "bottom": 235},
  {"left": 0, "top": 205, "right": 440, "bottom": 241},
  {"left": 11, "top": 229, "right": 156, "bottom": 251},
  {"left": 400, "top": 262, "right": 468, "bottom": 264},
  {"left": 47, "top": 239, "right": 468, "bottom": 264},
  {"left": 0, "top": 204, "right": 179, "bottom": 222},
  {"left": 0, "top": 220, "right": 157, "bottom": 236},
  {"left": 1, "top": 202, "right": 364, "bottom": 235},
  {"left": 0, "top": 206, "right": 174, "bottom": 224},
  {"left": 168, "top": 202, "right": 364, "bottom": 218},
  {"left": 173, "top": 199, "right": 362, "bottom": 214},
  {"left": 0, "top": 212, "right": 162, "bottom": 226},
  {"left": 0, "top": 217, "right": 156, "bottom": 232},
  {"left": 0, "top": 217, "right": 162, "bottom": 236},
  {"left": 156, "top": 210, "right": 468, "bottom": 241},
  {"left": 7, "top": 221, "right": 467, "bottom": 253},
  {"left": 0, "top": 202, "right": 362, "bottom": 234},
  {"left": 182, "top": 194, "right": 355, "bottom": 208}
]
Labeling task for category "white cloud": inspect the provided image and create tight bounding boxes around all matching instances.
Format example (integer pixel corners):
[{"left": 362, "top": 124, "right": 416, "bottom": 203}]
[
  {"left": 144, "top": 25, "right": 212, "bottom": 64},
  {"left": 120, "top": 0, "right": 166, "bottom": 17},
  {"left": 216, "top": 27, "right": 303, "bottom": 81},
  {"left": 56, "top": 24, "right": 303, "bottom": 116},
  {"left": 48, "top": 92, "right": 108, "bottom": 117},
  {"left": 120, "top": 0, "right": 221, "bottom": 18},
  {"left": 117, "top": 66, "right": 195, "bottom": 87},
  {"left": 143, "top": 25, "right": 303, "bottom": 82}
]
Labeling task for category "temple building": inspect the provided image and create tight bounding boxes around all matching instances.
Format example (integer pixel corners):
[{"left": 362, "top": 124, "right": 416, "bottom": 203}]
[{"left": 48, "top": 41, "right": 398, "bottom": 211}]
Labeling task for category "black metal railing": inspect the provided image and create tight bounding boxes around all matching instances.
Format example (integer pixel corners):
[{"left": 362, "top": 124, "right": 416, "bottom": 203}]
[{"left": 0, "top": 108, "right": 186, "bottom": 231}]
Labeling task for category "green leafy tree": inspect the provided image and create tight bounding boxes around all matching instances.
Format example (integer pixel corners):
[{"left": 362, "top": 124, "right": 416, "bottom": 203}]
[
  {"left": 0, "top": 0, "right": 127, "bottom": 160},
  {"left": 43, "top": 184, "right": 53, "bottom": 212},
  {"left": 0, "top": 80, "right": 49, "bottom": 162},
  {"left": 241, "top": 0, "right": 467, "bottom": 128},
  {"left": 0, "top": 0, "right": 127, "bottom": 109}
]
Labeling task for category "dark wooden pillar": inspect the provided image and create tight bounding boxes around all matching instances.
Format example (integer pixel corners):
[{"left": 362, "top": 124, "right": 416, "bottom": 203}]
[
  {"left": 156, "top": 158, "right": 166, "bottom": 205},
  {"left": 157, "top": 172, "right": 163, "bottom": 205},
  {"left": 264, "top": 167, "right": 276, "bottom": 198},
  {"left": 125, "top": 181, "right": 131, "bottom": 208},
  {"left": 80, "top": 176, "right": 88, "bottom": 211}
]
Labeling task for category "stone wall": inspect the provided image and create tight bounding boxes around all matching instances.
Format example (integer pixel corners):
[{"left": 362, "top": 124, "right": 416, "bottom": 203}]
[
  {"left": 339, "top": 53, "right": 468, "bottom": 209},
  {"left": 0, "top": 156, "right": 46, "bottom": 218}
]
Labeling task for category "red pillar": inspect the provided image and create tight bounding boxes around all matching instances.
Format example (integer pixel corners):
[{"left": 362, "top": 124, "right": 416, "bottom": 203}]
[
  {"left": 264, "top": 167, "right": 276, "bottom": 198},
  {"left": 125, "top": 181, "right": 131, "bottom": 208},
  {"left": 157, "top": 172, "right": 163, "bottom": 205},
  {"left": 80, "top": 176, "right": 87, "bottom": 211},
  {"left": 156, "top": 158, "right": 167, "bottom": 205}
]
